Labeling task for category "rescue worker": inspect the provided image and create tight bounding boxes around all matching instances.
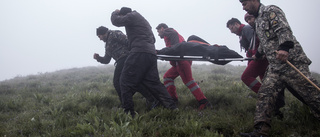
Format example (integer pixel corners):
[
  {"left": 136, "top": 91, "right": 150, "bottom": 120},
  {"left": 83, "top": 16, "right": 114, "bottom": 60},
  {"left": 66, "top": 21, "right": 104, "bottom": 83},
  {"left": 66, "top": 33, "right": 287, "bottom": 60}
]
[
  {"left": 227, "top": 17, "right": 285, "bottom": 118},
  {"left": 238, "top": 0, "right": 320, "bottom": 136},
  {"left": 244, "top": 13, "right": 255, "bottom": 27},
  {"left": 243, "top": 13, "right": 307, "bottom": 107},
  {"left": 94, "top": 26, "right": 159, "bottom": 110},
  {"left": 227, "top": 17, "right": 268, "bottom": 93},
  {"left": 111, "top": 7, "right": 177, "bottom": 117},
  {"left": 156, "top": 23, "right": 212, "bottom": 110}
]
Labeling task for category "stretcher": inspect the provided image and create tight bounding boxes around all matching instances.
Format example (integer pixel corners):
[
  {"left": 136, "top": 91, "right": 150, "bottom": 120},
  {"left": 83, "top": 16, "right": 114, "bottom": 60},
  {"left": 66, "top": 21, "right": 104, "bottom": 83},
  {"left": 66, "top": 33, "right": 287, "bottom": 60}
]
[
  {"left": 157, "top": 55, "right": 252, "bottom": 62},
  {"left": 156, "top": 35, "right": 252, "bottom": 65},
  {"left": 157, "top": 54, "right": 252, "bottom": 65}
]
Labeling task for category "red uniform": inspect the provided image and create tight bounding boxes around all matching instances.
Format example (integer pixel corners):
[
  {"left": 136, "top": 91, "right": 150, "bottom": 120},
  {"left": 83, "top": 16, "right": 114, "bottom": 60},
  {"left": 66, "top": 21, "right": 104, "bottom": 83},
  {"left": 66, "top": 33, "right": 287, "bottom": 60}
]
[
  {"left": 162, "top": 28, "right": 207, "bottom": 104},
  {"left": 238, "top": 24, "right": 269, "bottom": 93}
]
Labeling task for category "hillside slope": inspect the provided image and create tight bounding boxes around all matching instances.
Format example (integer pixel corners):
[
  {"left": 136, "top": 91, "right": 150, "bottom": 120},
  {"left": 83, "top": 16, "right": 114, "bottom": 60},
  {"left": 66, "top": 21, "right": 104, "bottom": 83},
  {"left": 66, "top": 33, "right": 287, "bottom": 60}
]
[{"left": 0, "top": 62, "right": 319, "bottom": 136}]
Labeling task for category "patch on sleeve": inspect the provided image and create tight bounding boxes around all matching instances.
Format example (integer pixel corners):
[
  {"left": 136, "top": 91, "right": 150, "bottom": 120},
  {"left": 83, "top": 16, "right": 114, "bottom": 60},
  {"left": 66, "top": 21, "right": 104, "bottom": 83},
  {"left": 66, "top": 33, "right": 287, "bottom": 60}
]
[
  {"left": 265, "top": 31, "right": 270, "bottom": 38},
  {"left": 272, "top": 20, "right": 278, "bottom": 26},
  {"left": 269, "top": 12, "right": 276, "bottom": 19}
]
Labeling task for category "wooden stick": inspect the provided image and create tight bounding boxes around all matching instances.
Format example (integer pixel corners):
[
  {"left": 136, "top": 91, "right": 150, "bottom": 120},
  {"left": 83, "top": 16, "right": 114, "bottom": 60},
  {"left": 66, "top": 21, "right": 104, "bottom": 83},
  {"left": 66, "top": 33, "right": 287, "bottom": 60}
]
[{"left": 286, "top": 60, "right": 320, "bottom": 91}]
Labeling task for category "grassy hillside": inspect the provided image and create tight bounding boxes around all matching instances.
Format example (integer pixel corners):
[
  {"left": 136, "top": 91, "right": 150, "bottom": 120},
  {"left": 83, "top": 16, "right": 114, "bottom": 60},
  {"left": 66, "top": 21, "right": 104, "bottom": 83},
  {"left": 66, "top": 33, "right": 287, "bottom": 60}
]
[{"left": 0, "top": 62, "right": 319, "bottom": 136}]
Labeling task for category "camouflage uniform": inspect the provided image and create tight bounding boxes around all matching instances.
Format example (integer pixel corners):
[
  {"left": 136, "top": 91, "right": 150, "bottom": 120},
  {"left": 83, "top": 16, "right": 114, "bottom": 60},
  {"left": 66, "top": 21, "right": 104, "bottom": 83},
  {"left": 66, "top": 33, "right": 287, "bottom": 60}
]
[
  {"left": 97, "top": 30, "right": 129, "bottom": 105},
  {"left": 253, "top": 4, "right": 320, "bottom": 135},
  {"left": 99, "top": 30, "right": 129, "bottom": 62}
]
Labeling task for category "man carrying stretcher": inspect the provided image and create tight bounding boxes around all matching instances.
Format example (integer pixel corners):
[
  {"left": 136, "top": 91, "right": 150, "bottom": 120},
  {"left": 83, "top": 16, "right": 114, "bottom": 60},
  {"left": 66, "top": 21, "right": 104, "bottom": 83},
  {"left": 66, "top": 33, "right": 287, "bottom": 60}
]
[{"left": 156, "top": 23, "right": 212, "bottom": 110}]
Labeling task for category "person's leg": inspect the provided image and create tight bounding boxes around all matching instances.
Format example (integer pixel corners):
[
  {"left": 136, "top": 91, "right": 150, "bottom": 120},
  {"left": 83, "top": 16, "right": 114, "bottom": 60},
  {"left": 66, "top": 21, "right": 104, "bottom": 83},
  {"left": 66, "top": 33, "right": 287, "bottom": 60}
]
[
  {"left": 284, "top": 64, "right": 320, "bottom": 120},
  {"left": 113, "top": 67, "right": 122, "bottom": 105},
  {"left": 285, "top": 84, "right": 307, "bottom": 104},
  {"left": 255, "top": 60, "right": 285, "bottom": 119},
  {"left": 136, "top": 84, "right": 159, "bottom": 110},
  {"left": 176, "top": 60, "right": 210, "bottom": 110},
  {"left": 252, "top": 69, "right": 283, "bottom": 136},
  {"left": 275, "top": 82, "right": 309, "bottom": 112},
  {"left": 117, "top": 57, "right": 159, "bottom": 111},
  {"left": 163, "top": 67, "right": 179, "bottom": 101},
  {"left": 273, "top": 86, "right": 285, "bottom": 119},
  {"left": 241, "top": 60, "right": 267, "bottom": 93},
  {"left": 120, "top": 53, "right": 147, "bottom": 117},
  {"left": 140, "top": 53, "right": 177, "bottom": 110},
  {"left": 113, "top": 57, "right": 127, "bottom": 107},
  {"left": 257, "top": 59, "right": 269, "bottom": 80},
  {"left": 273, "top": 83, "right": 309, "bottom": 120}
]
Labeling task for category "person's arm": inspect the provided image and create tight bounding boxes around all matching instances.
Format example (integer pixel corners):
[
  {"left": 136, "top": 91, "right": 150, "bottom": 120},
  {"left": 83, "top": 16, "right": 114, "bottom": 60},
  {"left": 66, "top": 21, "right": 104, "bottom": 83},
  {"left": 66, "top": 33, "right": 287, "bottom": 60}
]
[
  {"left": 164, "top": 28, "right": 181, "bottom": 45},
  {"left": 253, "top": 50, "right": 264, "bottom": 60},
  {"left": 94, "top": 53, "right": 112, "bottom": 64},
  {"left": 241, "top": 25, "right": 254, "bottom": 51},
  {"left": 254, "top": 38, "right": 265, "bottom": 60},
  {"left": 111, "top": 10, "right": 132, "bottom": 27},
  {"left": 113, "top": 30, "right": 129, "bottom": 46},
  {"left": 268, "top": 6, "right": 294, "bottom": 61},
  {"left": 242, "top": 26, "right": 254, "bottom": 45}
]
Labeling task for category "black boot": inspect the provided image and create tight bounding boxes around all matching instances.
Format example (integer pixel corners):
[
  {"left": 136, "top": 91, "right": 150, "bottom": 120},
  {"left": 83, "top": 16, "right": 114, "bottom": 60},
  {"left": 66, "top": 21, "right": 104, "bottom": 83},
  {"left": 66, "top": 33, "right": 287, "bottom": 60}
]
[
  {"left": 274, "top": 110, "right": 284, "bottom": 120},
  {"left": 240, "top": 122, "right": 270, "bottom": 137},
  {"left": 240, "top": 130, "right": 268, "bottom": 137}
]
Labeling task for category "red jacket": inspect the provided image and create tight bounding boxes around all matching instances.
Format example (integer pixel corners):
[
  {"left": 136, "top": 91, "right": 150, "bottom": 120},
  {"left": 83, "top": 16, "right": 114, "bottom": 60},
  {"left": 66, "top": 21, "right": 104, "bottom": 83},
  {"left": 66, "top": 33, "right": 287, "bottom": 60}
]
[
  {"left": 163, "top": 28, "right": 185, "bottom": 47},
  {"left": 163, "top": 28, "right": 186, "bottom": 66}
]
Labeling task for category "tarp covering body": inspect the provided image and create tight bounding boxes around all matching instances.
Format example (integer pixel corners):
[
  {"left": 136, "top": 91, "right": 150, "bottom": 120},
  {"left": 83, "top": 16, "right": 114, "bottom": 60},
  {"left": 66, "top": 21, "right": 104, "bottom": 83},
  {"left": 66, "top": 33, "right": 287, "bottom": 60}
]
[{"left": 157, "top": 42, "right": 243, "bottom": 65}]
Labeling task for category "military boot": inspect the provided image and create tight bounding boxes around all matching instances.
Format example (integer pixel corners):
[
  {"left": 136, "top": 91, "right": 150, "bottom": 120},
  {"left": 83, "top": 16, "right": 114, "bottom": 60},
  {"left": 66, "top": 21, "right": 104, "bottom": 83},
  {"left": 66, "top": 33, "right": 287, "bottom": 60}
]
[
  {"left": 240, "top": 122, "right": 270, "bottom": 137},
  {"left": 240, "top": 130, "right": 268, "bottom": 137}
]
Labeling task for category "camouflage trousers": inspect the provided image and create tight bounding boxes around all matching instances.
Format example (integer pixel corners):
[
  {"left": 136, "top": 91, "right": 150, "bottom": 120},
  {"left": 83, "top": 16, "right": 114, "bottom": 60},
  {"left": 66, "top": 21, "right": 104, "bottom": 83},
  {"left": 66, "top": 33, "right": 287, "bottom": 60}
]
[{"left": 254, "top": 63, "right": 320, "bottom": 135}]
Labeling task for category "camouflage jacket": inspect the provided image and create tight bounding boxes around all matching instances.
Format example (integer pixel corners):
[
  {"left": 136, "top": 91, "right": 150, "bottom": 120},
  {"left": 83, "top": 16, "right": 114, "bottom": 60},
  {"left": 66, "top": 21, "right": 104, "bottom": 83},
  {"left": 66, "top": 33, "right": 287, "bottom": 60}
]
[
  {"left": 97, "top": 30, "right": 129, "bottom": 64},
  {"left": 255, "top": 4, "right": 311, "bottom": 71}
]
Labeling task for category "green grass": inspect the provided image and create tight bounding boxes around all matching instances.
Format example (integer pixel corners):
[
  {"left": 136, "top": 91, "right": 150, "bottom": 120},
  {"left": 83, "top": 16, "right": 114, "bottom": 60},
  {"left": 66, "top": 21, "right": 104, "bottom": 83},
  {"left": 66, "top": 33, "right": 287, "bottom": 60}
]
[{"left": 0, "top": 63, "right": 319, "bottom": 136}]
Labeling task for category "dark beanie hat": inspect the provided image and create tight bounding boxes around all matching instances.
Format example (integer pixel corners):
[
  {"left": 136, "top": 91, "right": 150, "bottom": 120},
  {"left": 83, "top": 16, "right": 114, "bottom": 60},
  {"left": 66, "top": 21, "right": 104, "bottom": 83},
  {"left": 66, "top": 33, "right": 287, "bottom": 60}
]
[
  {"left": 239, "top": 0, "right": 248, "bottom": 2},
  {"left": 119, "top": 7, "right": 132, "bottom": 15},
  {"left": 96, "top": 26, "right": 108, "bottom": 35},
  {"left": 187, "top": 35, "right": 210, "bottom": 44}
]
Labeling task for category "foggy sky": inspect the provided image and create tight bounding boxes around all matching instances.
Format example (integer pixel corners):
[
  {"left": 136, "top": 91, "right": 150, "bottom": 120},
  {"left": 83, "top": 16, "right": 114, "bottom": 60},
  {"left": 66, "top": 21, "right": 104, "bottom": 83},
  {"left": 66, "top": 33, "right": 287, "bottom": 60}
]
[{"left": 1, "top": 0, "right": 319, "bottom": 81}]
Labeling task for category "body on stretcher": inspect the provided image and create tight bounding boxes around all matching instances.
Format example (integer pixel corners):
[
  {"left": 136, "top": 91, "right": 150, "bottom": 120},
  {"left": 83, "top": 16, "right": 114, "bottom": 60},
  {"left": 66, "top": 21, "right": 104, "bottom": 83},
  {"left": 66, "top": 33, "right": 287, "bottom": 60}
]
[
  {"left": 157, "top": 54, "right": 253, "bottom": 62},
  {"left": 156, "top": 35, "right": 252, "bottom": 65}
]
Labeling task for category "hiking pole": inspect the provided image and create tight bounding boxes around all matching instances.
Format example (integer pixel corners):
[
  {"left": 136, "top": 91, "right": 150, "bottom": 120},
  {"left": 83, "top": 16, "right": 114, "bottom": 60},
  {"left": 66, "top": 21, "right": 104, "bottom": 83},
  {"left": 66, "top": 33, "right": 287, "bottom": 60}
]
[{"left": 286, "top": 60, "right": 320, "bottom": 91}]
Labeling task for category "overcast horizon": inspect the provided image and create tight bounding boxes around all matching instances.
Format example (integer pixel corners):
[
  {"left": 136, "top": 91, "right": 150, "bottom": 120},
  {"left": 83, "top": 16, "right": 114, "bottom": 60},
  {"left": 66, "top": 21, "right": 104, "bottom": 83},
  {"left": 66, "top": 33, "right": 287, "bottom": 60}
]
[{"left": 1, "top": 0, "right": 319, "bottom": 81}]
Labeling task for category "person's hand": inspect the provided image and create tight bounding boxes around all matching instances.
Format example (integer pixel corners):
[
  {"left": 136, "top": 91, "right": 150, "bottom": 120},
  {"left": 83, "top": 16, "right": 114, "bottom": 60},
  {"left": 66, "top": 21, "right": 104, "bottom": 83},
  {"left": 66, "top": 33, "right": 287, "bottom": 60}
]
[
  {"left": 252, "top": 54, "right": 266, "bottom": 61},
  {"left": 276, "top": 50, "right": 289, "bottom": 62},
  {"left": 93, "top": 53, "right": 100, "bottom": 59},
  {"left": 252, "top": 55, "right": 257, "bottom": 61}
]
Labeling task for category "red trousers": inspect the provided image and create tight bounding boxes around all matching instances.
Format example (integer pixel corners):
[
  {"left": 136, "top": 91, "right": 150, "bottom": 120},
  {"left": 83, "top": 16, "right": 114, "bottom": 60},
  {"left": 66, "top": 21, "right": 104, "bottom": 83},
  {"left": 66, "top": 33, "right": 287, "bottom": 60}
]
[
  {"left": 241, "top": 59, "right": 269, "bottom": 93},
  {"left": 163, "top": 60, "right": 206, "bottom": 102}
]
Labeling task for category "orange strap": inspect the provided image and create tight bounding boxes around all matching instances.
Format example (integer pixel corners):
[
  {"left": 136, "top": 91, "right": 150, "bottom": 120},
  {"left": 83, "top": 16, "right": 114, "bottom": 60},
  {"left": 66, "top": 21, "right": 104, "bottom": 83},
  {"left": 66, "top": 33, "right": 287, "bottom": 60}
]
[{"left": 188, "top": 40, "right": 211, "bottom": 46}]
